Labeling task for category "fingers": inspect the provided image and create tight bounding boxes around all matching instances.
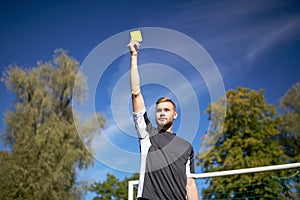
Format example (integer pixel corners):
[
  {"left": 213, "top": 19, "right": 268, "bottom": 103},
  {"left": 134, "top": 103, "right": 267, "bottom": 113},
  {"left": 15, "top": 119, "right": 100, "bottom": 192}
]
[{"left": 127, "top": 39, "right": 140, "bottom": 53}]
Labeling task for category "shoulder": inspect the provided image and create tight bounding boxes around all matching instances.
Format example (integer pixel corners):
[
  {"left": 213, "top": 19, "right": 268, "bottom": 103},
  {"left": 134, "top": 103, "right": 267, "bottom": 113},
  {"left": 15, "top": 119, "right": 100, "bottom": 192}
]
[
  {"left": 175, "top": 136, "right": 192, "bottom": 147},
  {"left": 172, "top": 136, "right": 194, "bottom": 153}
]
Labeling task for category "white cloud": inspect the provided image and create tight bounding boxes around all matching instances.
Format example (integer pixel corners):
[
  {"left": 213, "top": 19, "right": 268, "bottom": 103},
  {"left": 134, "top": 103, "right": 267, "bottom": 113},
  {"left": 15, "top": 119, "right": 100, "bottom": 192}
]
[
  {"left": 157, "top": 1, "right": 300, "bottom": 78},
  {"left": 246, "top": 16, "right": 300, "bottom": 62}
]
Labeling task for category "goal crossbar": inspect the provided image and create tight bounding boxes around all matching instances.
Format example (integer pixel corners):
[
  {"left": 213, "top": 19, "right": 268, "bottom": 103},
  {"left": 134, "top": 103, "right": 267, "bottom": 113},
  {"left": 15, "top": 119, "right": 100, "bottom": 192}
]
[{"left": 128, "top": 163, "right": 300, "bottom": 200}]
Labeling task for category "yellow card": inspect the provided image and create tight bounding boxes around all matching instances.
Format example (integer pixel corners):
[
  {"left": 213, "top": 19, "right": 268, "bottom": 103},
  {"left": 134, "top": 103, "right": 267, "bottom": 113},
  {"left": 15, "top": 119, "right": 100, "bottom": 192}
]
[{"left": 130, "top": 30, "right": 143, "bottom": 42}]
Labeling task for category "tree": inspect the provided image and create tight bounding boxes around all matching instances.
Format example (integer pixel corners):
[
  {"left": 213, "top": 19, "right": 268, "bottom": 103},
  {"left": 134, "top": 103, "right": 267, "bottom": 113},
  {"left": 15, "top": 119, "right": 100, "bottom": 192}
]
[
  {"left": 89, "top": 173, "right": 139, "bottom": 200},
  {"left": 278, "top": 82, "right": 300, "bottom": 199},
  {"left": 197, "top": 87, "right": 287, "bottom": 199},
  {"left": 0, "top": 50, "right": 105, "bottom": 199},
  {"left": 279, "top": 82, "right": 300, "bottom": 162}
]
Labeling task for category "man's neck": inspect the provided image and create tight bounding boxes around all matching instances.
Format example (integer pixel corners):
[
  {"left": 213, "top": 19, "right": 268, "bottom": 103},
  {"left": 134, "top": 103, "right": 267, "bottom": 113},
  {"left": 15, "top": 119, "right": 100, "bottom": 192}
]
[{"left": 158, "top": 126, "right": 173, "bottom": 134}]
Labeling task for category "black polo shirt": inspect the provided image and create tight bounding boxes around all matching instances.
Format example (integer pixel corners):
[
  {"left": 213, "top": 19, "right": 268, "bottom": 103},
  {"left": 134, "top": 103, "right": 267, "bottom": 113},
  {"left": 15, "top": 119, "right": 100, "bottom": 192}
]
[{"left": 134, "top": 109, "right": 195, "bottom": 200}]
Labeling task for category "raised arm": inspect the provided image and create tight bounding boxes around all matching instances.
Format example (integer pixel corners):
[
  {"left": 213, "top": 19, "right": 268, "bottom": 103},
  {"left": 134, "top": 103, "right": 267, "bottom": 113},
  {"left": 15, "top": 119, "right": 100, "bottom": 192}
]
[{"left": 128, "top": 39, "right": 145, "bottom": 113}]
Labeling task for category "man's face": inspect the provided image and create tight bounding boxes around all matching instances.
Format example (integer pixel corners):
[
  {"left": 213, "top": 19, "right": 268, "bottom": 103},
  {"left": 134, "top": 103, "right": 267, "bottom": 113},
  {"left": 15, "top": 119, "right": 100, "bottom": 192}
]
[{"left": 155, "top": 102, "right": 177, "bottom": 130}]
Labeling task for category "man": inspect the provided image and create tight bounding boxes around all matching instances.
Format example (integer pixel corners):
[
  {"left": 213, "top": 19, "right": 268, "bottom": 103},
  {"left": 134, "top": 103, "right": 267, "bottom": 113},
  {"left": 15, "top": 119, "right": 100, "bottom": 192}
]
[{"left": 128, "top": 39, "right": 199, "bottom": 200}]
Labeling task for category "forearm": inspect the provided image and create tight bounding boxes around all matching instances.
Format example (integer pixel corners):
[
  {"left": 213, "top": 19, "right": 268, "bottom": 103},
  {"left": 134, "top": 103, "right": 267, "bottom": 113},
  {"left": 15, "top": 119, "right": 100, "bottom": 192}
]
[
  {"left": 186, "top": 178, "right": 199, "bottom": 200},
  {"left": 130, "top": 53, "right": 140, "bottom": 95}
]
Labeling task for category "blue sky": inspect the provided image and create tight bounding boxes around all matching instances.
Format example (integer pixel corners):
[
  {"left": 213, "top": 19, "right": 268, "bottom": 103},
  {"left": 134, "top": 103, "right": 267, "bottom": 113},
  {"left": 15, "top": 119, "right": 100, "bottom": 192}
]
[{"left": 1, "top": 0, "right": 300, "bottom": 198}]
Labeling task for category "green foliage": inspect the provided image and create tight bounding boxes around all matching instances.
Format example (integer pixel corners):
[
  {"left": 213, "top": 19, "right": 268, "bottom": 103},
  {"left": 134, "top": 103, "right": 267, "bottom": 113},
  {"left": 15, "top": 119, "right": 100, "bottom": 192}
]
[
  {"left": 279, "top": 82, "right": 300, "bottom": 162},
  {"left": 0, "top": 50, "right": 105, "bottom": 200},
  {"left": 197, "top": 87, "right": 287, "bottom": 199},
  {"left": 271, "top": 170, "right": 300, "bottom": 199},
  {"left": 278, "top": 82, "right": 300, "bottom": 199},
  {"left": 89, "top": 173, "right": 139, "bottom": 200}
]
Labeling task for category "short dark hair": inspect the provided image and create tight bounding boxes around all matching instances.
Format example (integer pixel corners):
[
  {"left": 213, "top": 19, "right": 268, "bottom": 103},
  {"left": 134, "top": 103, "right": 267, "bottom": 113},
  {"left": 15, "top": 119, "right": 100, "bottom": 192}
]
[{"left": 156, "top": 97, "right": 176, "bottom": 110}]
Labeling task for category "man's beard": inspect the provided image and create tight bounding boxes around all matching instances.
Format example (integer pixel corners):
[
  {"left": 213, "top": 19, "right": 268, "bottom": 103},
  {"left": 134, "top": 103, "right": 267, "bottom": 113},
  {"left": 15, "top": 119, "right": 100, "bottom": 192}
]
[{"left": 157, "top": 120, "right": 173, "bottom": 132}]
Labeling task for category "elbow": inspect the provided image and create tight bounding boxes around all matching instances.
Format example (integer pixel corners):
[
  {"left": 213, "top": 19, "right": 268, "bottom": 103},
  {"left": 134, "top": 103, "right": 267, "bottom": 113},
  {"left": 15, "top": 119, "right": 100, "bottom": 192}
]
[
  {"left": 131, "top": 89, "right": 141, "bottom": 97},
  {"left": 186, "top": 178, "right": 193, "bottom": 192},
  {"left": 186, "top": 178, "right": 199, "bottom": 200}
]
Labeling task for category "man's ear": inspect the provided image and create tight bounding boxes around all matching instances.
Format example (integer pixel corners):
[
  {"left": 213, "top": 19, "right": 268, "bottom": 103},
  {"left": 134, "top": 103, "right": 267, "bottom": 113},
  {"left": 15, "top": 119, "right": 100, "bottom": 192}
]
[{"left": 174, "top": 112, "right": 178, "bottom": 119}]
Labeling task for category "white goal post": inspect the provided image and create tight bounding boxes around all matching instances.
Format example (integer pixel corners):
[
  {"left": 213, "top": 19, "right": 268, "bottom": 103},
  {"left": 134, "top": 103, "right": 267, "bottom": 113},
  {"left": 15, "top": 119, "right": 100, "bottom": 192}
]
[{"left": 128, "top": 163, "right": 300, "bottom": 200}]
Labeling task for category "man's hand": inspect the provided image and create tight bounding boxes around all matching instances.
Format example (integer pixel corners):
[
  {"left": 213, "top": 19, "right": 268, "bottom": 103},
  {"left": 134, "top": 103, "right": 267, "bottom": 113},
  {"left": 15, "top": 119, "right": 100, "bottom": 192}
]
[{"left": 127, "top": 39, "right": 140, "bottom": 56}]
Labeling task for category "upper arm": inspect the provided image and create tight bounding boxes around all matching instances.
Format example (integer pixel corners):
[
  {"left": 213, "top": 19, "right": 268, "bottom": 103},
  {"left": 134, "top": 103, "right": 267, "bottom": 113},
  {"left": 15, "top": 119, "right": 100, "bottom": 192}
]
[
  {"left": 186, "top": 145, "right": 195, "bottom": 176},
  {"left": 186, "top": 146, "right": 199, "bottom": 199},
  {"left": 133, "top": 106, "right": 149, "bottom": 139}
]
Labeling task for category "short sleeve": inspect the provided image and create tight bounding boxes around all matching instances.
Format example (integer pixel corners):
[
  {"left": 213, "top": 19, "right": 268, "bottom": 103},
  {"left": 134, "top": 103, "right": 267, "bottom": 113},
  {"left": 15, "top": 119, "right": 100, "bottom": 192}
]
[{"left": 133, "top": 108, "right": 148, "bottom": 139}]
